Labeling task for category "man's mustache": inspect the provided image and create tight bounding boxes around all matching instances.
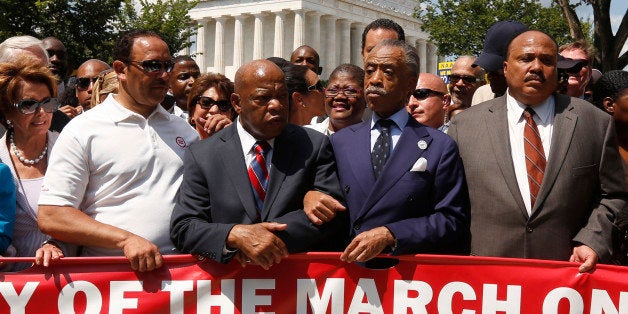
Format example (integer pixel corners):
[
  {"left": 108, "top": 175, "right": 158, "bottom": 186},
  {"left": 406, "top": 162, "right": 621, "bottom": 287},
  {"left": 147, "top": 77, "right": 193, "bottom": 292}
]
[
  {"left": 525, "top": 73, "right": 546, "bottom": 83},
  {"left": 365, "top": 86, "right": 387, "bottom": 95}
]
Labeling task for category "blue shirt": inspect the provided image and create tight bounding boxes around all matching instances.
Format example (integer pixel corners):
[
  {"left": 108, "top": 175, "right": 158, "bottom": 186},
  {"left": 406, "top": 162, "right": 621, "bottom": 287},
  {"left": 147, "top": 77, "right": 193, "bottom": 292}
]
[{"left": 0, "top": 162, "right": 16, "bottom": 255}]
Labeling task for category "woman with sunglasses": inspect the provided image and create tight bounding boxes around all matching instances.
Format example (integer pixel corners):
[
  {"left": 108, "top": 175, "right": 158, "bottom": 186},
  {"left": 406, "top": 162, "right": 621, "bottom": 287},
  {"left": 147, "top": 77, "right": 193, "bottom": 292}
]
[
  {"left": 186, "top": 73, "right": 236, "bottom": 139},
  {"left": 0, "top": 56, "right": 65, "bottom": 270}
]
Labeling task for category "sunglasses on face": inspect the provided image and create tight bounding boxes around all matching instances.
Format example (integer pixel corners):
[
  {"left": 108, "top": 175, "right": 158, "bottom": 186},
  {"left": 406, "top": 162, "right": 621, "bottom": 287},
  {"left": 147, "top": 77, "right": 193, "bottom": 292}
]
[
  {"left": 197, "top": 96, "right": 232, "bottom": 111},
  {"left": 449, "top": 74, "right": 482, "bottom": 84},
  {"left": 127, "top": 60, "right": 174, "bottom": 74},
  {"left": 325, "top": 86, "right": 362, "bottom": 98},
  {"left": 76, "top": 77, "right": 98, "bottom": 90},
  {"left": 307, "top": 80, "right": 324, "bottom": 92},
  {"left": 13, "top": 98, "right": 60, "bottom": 114},
  {"left": 412, "top": 88, "right": 445, "bottom": 100}
]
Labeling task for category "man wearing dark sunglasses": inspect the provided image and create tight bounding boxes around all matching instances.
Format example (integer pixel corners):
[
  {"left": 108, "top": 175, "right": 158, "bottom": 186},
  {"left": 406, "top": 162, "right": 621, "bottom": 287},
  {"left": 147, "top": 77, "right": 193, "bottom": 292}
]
[
  {"left": 559, "top": 40, "right": 594, "bottom": 99},
  {"left": 407, "top": 73, "right": 451, "bottom": 132},
  {"left": 71, "top": 59, "right": 110, "bottom": 114},
  {"left": 449, "top": 56, "right": 485, "bottom": 109},
  {"left": 38, "top": 30, "right": 199, "bottom": 272}
]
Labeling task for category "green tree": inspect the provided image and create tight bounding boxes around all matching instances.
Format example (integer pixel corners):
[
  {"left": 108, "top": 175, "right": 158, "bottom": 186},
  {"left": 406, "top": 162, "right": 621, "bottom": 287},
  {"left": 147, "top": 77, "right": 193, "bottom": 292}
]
[
  {"left": 416, "top": 0, "right": 572, "bottom": 58},
  {"left": 0, "top": 0, "right": 122, "bottom": 68},
  {"left": 116, "top": 0, "right": 199, "bottom": 57},
  {"left": 554, "top": 0, "right": 627, "bottom": 71}
]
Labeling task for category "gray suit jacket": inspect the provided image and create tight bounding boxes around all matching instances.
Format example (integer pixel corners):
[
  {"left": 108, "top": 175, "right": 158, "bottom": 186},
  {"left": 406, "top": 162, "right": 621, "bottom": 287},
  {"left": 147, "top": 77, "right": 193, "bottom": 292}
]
[
  {"left": 170, "top": 123, "right": 347, "bottom": 262},
  {"left": 448, "top": 94, "right": 626, "bottom": 262}
]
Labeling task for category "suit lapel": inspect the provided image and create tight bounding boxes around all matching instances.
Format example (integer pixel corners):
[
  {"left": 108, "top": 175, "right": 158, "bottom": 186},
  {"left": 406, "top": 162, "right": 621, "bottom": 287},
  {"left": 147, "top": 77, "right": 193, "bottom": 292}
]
[
  {"left": 261, "top": 126, "right": 293, "bottom": 220},
  {"left": 486, "top": 100, "right": 529, "bottom": 219},
  {"left": 218, "top": 127, "right": 259, "bottom": 222},
  {"left": 359, "top": 118, "right": 427, "bottom": 217},
  {"left": 346, "top": 122, "right": 376, "bottom": 198},
  {"left": 532, "top": 95, "right": 576, "bottom": 216}
]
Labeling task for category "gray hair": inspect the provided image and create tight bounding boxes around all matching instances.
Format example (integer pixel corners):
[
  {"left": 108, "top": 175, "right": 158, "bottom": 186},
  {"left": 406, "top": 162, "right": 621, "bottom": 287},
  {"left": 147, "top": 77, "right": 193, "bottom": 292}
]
[
  {"left": 372, "top": 39, "right": 420, "bottom": 76},
  {"left": 0, "top": 35, "right": 49, "bottom": 64}
]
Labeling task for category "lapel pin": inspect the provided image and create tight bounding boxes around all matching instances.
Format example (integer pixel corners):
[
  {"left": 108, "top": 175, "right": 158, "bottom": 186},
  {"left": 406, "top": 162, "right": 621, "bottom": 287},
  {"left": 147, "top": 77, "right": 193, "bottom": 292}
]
[{"left": 418, "top": 140, "right": 428, "bottom": 150}]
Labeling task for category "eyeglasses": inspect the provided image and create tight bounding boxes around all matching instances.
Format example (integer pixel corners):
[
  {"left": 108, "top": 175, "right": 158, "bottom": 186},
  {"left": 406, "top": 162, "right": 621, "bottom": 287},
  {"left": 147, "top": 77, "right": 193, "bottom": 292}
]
[
  {"left": 13, "top": 98, "right": 60, "bottom": 114},
  {"left": 449, "top": 74, "right": 482, "bottom": 84},
  {"left": 127, "top": 60, "right": 174, "bottom": 74},
  {"left": 76, "top": 77, "right": 98, "bottom": 90},
  {"left": 413, "top": 88, "right": 445, "bottom": 100},
  {"left": 197, "top": 96, "right": 232, "bottom": 111},
  {"left": 325, "top": 87, "right": 362, "bottom": 98},
  {"left": 307, "top": 81, "right": 324, "bottom": 92}
]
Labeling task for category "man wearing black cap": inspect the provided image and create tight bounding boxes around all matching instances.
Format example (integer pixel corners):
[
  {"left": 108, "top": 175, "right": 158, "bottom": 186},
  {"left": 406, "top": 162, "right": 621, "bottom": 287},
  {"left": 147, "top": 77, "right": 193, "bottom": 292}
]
[{"left": 471, "top": 21, "right": 528, "bottom": 106}]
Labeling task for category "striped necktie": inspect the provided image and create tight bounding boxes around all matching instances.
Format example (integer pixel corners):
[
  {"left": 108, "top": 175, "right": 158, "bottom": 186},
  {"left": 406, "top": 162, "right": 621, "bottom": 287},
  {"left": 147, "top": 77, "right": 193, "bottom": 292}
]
[
  {"left": 523, "top": 107, "right": 546, "bottom": 208},
  {"left": 248, "top": 141, "right": 271, "bottom": 212}
]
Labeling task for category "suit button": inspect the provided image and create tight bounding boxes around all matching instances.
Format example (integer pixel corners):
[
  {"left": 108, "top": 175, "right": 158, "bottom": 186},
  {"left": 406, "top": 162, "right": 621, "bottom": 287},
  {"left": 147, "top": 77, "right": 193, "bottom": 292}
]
[
  {"left": 344, "top": 185, "right": 350, "bottom": 193},
  {"left": 407, "top": 196, "right": 414, "bottom": 202},
  {"left": 526, "top": 227, "right": 533, "bottom": 233},
  {"left": 354, "top": 223, "right": 361, "bottom": 230}
]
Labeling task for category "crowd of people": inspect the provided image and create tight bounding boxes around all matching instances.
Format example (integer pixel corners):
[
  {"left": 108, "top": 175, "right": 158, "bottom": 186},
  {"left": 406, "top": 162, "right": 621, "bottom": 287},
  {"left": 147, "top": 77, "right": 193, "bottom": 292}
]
[{"left": 0, "top": 17, "right": 626, "bottom": 274}]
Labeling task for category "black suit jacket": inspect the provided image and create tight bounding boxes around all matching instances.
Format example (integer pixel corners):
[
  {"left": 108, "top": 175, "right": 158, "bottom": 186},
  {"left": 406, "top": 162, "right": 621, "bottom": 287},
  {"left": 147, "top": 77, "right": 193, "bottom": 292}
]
[{"left": 170, "top": 123, "right": 347, "bottom": 262}]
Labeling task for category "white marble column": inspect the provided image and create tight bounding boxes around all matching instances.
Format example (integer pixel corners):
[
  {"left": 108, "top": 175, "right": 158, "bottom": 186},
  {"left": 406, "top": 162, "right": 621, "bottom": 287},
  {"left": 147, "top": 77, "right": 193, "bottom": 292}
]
[
  {"left": 214, "top": 17, "right": 227, "bottom": 74},
  {"left": 427, "top": 42, "right": 438, "bottom": 74},
  {"left": 233, "top": 15, "right": 245, "bottom": 69},
  {"left": 308, "top": 12, "right": 322, "bottom": 52},
  {"left": 417, "top": 39, "right": 427, "bottom": 74},
  {"left": 273, "top": 11, "right": 285, "bottom": 58},
  {"left": 351, "top": 23, "right": 363, "bottom": 65},
  {"left": 293, "top": 10, "right": 305, "bottom": 50},
  {"left": 253, "top": 13, "right": 265, "bottom": 59},
  {"left": 195, "top": 18, "right": 207, "bottom": 72},
  {"left": 323, "top": 16, "right": 337, "bottom": 76},
  {"left": 339, "top": 19, "right": 352, "bottom": 64}
]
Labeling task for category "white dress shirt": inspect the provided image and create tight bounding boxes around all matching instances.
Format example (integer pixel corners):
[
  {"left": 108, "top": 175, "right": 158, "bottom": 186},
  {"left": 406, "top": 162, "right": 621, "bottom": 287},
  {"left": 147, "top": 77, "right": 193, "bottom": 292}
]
[
  {"left": 236, "top": 117, "right": 274, "bottom": 171},
  {"left": 370, "top": 107, "right": 409, "bottom": 153},
  {"left": 506, "top": 90, "right": 555, "bottom": 215}
]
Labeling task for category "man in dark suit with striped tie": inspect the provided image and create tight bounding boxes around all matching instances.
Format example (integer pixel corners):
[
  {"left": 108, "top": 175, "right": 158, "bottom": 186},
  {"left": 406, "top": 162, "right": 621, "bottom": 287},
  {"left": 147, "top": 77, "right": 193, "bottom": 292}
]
[
  {"left": 448, "top": 30, "right": 627, "bottom": 272},
  {"left": 170, "top": 59, "right": 346, "bottom": 270}
]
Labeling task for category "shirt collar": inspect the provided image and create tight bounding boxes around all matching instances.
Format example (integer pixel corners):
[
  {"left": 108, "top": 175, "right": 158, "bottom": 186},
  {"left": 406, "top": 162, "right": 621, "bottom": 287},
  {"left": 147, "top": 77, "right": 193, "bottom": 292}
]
[
  {"left": 106, "top": 94, "right": 172, "bottom": 123},
  {"left": 370, "top": 107, "right": 409, "bottom": 130},
  {"left": 506, "top": 89, "right": 554, "bottom": 125},
  {"left": 236, "top": 117, "right": 276, "bottom": 155}
]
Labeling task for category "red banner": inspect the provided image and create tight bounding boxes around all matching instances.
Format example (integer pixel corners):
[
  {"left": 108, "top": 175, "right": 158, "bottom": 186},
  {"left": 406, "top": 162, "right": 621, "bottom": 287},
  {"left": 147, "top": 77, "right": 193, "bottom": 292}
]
[{"left": 1, "top": 253, "right": 628, "bottom": 313}]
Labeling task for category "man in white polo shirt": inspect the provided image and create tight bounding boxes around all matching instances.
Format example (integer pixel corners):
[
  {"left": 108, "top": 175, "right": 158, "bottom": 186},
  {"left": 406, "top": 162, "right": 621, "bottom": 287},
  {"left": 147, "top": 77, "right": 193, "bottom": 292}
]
[{"left": 37, "top": 30, "right": 199, "bottom": 272}]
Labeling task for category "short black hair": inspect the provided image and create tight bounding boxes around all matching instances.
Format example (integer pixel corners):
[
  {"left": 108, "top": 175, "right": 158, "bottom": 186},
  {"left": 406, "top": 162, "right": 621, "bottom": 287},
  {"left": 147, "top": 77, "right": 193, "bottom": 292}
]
[
  {"left": 592, "top": 70, "right": 628, "bottom": 111},
  {"left": 173, "top": 55, "right": 195, "bottom": 64},
  {"left": 113, "top": 29, "right": 164, "bottom": 62},
  {"left": 279, "top": 64, "right": 309, "bottom": 109},
  {"left": 361, "top": 18, "right": 405, "bottom": 52},
  {"left": 329, "top": 64, "right": 365, "bottom": 87},
  {"left": 267, "top": 57, "right": 291, "bottom": 68}
]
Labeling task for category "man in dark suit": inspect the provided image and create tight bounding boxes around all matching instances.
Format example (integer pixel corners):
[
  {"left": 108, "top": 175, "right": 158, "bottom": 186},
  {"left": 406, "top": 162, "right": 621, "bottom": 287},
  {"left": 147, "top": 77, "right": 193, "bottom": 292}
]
[
  {"left": 448, "top": 30, "right": 627, "bottom": 272},
  {"left": 330, "top": 39, "right": 471, "bottom": 263},
  {"left": 170, "top": 59, "right": 346, "bottom": 270}
]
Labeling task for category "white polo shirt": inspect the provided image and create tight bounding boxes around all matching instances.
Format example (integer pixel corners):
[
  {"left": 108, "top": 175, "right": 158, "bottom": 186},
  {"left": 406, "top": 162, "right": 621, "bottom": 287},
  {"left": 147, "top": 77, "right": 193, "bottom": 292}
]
[{"left": 39, "top": 95, "right": 199, "bottom": 256}]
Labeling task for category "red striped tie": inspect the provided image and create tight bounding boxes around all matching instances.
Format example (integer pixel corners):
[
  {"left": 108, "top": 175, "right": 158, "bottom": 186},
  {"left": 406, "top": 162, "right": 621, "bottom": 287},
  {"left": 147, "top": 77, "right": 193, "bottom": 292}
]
[
  {"left": 248, "top": 141, "right": 270, "bottom": 212},
  {"left": 523, "top": 108, "right": 546, "bottom": 208}
]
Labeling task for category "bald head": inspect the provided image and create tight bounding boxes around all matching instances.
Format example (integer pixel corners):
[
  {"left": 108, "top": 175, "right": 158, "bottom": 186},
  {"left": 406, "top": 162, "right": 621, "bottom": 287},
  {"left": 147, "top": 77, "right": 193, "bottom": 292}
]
[
  {"left": 290, "top": 45, "right": 322, "bottom": 74},
  {"left": 504, "top": 30, "right": 558, "bottom": 106},
  {"left": 233, "top": 59, "right": 289, "bottom": 140},
  {"left": 76, "top": 59, "right": 111, "bottom": 108},
  {"left": 407, "top": 73, "right": 450, "bottom": 128}
]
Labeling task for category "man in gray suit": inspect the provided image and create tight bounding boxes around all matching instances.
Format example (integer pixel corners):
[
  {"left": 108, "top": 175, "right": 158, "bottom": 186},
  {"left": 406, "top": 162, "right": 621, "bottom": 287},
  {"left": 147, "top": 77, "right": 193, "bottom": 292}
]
[
  {"left": 448, "top": 30, "right": 626, "bottom": 272},
  {"left": 170, "top": 60, "right": 346, "bottom": 270}
]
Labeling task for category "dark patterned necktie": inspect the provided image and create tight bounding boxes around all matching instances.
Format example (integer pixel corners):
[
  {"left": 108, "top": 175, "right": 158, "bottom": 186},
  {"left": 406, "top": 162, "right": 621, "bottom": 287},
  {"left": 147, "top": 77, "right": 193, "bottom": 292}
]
[
  {"left": 523, "top": 108, "right": 546, "bottom": 208},
  {"left": 372, "top": 119, "right": 394, "bottom": 179},
  {"left": 248, "top": 141, "right": 271, "bottom": 212}
]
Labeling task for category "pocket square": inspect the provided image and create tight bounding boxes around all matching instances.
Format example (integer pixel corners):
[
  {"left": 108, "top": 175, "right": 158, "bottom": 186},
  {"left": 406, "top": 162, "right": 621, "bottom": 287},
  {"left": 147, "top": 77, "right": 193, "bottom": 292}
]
[{"left": 410, "top": 157, "right": 428, "bottom": 172}]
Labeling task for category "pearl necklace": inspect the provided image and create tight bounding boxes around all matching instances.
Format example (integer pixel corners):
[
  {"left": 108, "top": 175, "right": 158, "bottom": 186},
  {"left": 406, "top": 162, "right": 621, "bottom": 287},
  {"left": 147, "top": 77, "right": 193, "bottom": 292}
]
[{"left": 9, "top": 132, "right": 47, "bottom": 165}]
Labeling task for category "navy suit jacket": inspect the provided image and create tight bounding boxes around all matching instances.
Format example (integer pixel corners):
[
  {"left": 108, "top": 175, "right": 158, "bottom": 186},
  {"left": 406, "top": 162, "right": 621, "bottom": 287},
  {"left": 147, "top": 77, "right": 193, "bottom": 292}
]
[
  {"left": 170, "top": 123, "right": 347, "bottom": 263},
  {"left": 330, "top": 115, "right": 470, "bottom": 254}
]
